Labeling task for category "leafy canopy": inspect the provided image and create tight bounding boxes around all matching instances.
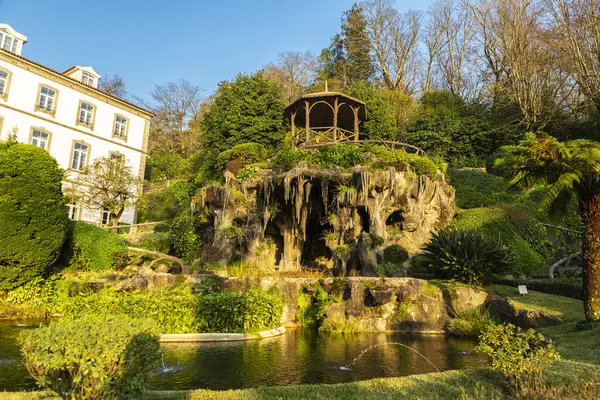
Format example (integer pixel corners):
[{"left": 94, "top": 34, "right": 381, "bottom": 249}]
[
  {"left": 495, "top": 135, "right": 600, "bottom": 208},
  {"left": 201, "top": 73, "right": 288, "bottom": 153}
]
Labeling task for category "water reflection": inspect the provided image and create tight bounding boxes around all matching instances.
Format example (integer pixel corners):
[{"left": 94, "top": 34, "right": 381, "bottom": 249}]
[
  {"left": 151, "top": 329, "right": 486, "bottom": 391},
  {"left": 0, "top": 321, "right": 486, "bottom": 392}
]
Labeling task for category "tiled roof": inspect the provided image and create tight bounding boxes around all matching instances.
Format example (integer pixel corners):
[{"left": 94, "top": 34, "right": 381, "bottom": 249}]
[{"left": 0, "top": 48, "right": 155, "bottom": 117}]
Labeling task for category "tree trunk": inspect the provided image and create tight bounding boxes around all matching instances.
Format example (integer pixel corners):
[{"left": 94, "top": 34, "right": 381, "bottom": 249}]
[{"left": 581, "top": 194, "right": 600, "bottom": 320}]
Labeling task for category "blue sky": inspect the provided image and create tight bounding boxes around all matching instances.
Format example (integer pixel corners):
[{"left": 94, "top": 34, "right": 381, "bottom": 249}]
[{"left": 0, "top": 0, "right": 431, "bottom": 102}]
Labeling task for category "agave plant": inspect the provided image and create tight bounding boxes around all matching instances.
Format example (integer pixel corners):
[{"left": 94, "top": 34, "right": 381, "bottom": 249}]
[{"left": 416, "top": 229, "right": 513, "bottom": 287}]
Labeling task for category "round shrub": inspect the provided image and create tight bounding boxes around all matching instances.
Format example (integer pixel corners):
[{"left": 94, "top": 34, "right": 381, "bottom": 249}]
[
  {"left": 477, "top": 323, "right": 559, "bottom": 396},
  {"left": 383, "top": 244, "right": 409, "bottom": 264},
  {"left": 169, "top": 215, "right": 207, "bottom": 260},
  {"left": 0, "top": 142, "right": 67, "bottom": 290},
  {"left": 19, "top": 316, "right": 161, "bottom": 399},
  {"left": 216, "top": 142, "right": 268, "bottom": 172},
  {"left": 415, "top": 229, "right": 514, "bottom": 287},
  {"left": 64, "top": 221, "right": 129, "bottom": 271}
]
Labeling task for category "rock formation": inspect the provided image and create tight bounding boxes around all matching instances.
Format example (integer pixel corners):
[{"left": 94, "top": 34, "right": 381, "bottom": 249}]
[{"left": 197, "top": 163, "right": 456, "bottom": 275}]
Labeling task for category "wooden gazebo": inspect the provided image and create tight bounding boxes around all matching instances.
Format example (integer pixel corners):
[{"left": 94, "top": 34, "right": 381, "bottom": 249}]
[{"left": 284, "top": 91, "right": 366, "bottom": 148}]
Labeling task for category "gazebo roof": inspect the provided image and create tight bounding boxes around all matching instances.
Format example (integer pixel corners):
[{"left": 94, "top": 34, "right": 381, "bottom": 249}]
[{"left": 284, "top": 91, "right": 366, "bottom": 125}]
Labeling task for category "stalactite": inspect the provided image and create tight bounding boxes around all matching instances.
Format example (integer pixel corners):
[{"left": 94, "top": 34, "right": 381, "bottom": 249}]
[{"left": 321, "top": 179, "right": 329, "bottom": 214}]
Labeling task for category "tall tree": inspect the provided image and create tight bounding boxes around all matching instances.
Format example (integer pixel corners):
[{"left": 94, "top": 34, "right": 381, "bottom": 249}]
[
  {"left": 360, "top": 0, "right": 423, "bottom": 92},
  {"left": 341, "top": 4, "right": 375, "bottom": 85},
  {"left": 495, "top": 136, "right": 600, "bottom": 321},
  {"left": 99, "top": 74, "right": 127, "bottom": 98},
  {"left": 201, "top": 73, "right": 287, "bottom": 153}
]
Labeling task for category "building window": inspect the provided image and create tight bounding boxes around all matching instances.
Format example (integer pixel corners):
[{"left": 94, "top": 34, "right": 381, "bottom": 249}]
[
  {"left": 82, "top": 72, "right": 95, "bottom": 86},
  {"left": 77, "top": 101, "right": 95, "bottom": 128},
  {"left": 109, "top": 151, "right": 125, "bottom": 174},
  {"left": 36, "top": 85, "right": 58, "bottom": 116},
  {"left": 67, "top": 203, "right": 80, "bottom": 220},
  {"left": 0, "top": 32, "right": 18, "bottom": 53},
  {"left": 30, "top": 128, "right": 51, "bottom": 150},
  {"left": 0, "top": 68, "right": 11, "bottom": 100},
  {"left": 101, "top": 209, "right": 112, "bottom": 225},
  {"left": 71, "top": 141, "right": 89, "bottom": 170},
  {"left": 113, "top": 115, "right": 128, "bottom": 139}
]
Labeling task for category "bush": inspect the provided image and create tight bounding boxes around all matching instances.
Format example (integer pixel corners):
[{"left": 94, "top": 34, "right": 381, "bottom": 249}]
[
  {"left": 59, "top": 285, "right": 283, "bottom": 334},
  {"left": 197, "top": 287, "right": 283, "bottom": 332},
  {"left": 447, "top": 308, "right": 495, "bottom": 336},
  {"left": 64, "top": 221, "right": 129, "bottom": 271},
  {"left": 450, "top": 207, "right": 547, "bottom": 274},
  {"left": 477, "top": 323, "right": 560, "bottom": 396},
  {"left": 271, "top": 146, "right": 309, "bottom": 170},
  {"left": 144, "top": 152, "right": 190, "bottom": 181},
  {"left": 19, "top": 316, "right": 161, "bottom": 399},
  {"left": 415, "top": 230, "right": 513, "bottom": 287},
  {"left": 307, "top": 144, "right": 369, "bottom": 169},
  {"left": 319, "top": 315, "right": 363, "bottom": 334},
  {"left": 169, "top": 215, "right": 207, "bottom": 260},
  {"left": 0, "top": 142, "right": 67, "bottom": 290},
  {"left": 216, "top": 142, "right": 268, "bottom": 171},
  {"left": 383, "top": 244, "right": 409, "bottom": 264}
]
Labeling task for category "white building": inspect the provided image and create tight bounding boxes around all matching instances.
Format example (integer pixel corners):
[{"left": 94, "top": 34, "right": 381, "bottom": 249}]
[{"left": 0, "top": 23, "right": 154, "bottom": 225}]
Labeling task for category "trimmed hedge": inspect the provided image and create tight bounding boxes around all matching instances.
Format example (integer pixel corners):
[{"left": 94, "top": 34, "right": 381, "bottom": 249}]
[
  {"left": 0, "top": 142, "right": 67, "bottom": 290},
  {"left": 19, "top": 316, "right": 161, "bottom": 399},
  {"left": 493, "top": 279, "right": 584, "bottom": 301},
  {"left": 64, "top": 221, "right": 129, "bottom": 271},
  {"left": 449, "top": 207, "right": 551, "bottom": 274}
]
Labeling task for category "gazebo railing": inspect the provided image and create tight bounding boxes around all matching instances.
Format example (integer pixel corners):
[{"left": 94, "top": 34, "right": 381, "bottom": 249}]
[{"left": 291, "top": 131, "right": 426, "bottom": 156}]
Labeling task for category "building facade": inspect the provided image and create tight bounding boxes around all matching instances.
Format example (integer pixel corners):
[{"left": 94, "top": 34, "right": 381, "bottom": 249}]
[{"left": 0, "top": 23, "right": 153, "bottom": 225}]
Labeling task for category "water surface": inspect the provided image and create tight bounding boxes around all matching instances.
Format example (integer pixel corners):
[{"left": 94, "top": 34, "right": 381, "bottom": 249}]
[{"left": 0, "top": 321, "right": 486, "bottom": 392}]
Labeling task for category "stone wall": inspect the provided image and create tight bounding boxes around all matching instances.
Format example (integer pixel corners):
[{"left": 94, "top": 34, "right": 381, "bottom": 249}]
[{"left": 219, "top": 277, "right": 488, "bottom": 334}]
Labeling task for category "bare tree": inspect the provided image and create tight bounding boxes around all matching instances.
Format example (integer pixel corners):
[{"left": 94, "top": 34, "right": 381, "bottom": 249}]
[
  {"left": 140, "top": 79, "right": 203, "bottom": 155},
  {"left": 99, "top": 74, "right": 127, "bottom": 98},
  {"left": 263, "top": 51, "right": 317, "bottom": 102},
  {"left": 423, "top": 4, "right": 446, "bottom": 92},
  {"left": 360, "top": 0, "right": 423, "bottom": 92},
  {"left": 548, "top": 0, "right": 600, "bottom": 115},
  {"left": 468, "top": 0, "right": 510, "bottom": 104},
  {"left": 431, "top": 0, "right": 478, "bottom": 98},
  {"left": 67, "top": 156, "right": 140, "bottom": 230},
  {"left": 468, "top": 0, "right": 568, "bottom": 131}
]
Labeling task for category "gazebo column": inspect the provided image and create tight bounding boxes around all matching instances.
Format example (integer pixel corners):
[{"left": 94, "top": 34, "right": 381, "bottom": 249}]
[
  {"left": 333, "top": 97, "right": 338, "bottom": 143},
  {"left": 353, "top": 107, "right": 360, "bottom": 142},
  {"left": 290, "top": 112, "right": 296, "bottom": 148},
  {"left": 305, "top": 101, "right": 310, "bottom": 146}
]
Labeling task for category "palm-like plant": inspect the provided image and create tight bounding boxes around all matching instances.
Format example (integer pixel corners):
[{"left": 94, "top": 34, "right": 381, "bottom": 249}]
[{"left": 495, "top": 135, "right": 600, "bottom": 321}]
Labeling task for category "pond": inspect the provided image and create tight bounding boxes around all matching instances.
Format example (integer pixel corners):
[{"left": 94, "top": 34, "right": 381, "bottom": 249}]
[{"left": 0, "top": 320, "right": 486, "bottom": 392}]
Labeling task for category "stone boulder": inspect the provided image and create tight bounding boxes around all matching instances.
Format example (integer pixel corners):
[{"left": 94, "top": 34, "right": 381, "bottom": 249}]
[
  {"left": 485, "top": 296, "right": 562, "bottom": 328},
  {"left": 442, "top": 285, "right": 488, "bottom": 315},
  {"left": 115, "top": 275, "right": 148, "bottom": 292}
]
